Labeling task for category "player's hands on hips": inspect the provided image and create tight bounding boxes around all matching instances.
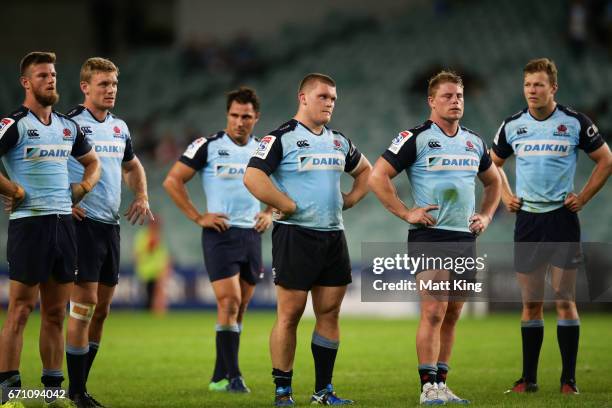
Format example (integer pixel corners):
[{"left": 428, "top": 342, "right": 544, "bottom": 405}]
[
  {"left": 469, "top": 213, "right": 491, "bottom": 236},
  {"left": 72, "top": 205, "right": 87, "bottom": 221},
  {"left": 197, "top": 212, "right": 229, "bottom": 232},
  {"left": 403, "top": 205, "right": 438, "bottom": 226},
  {"left": 502, "top": 192, "right": 522, "bottom": 212},
  {"left": 254, "top": 211, "right": 273, "bottom": 233},
  {"left": 272, "top": 200, "right": 297, "bottom": 221},
  {"left": 125, "top": 195, "right": 154, "bottom": 225},
  {"left": 564, "top": 192, "right": 584, "bottom": 212},
  {"left": 1, "top": 183, "right": 25, "bottom": 213}
]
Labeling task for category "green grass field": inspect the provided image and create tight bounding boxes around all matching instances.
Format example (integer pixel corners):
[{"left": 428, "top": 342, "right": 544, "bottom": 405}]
[{"left": 1, "top": 311, "right": 611, "bottom": 407}]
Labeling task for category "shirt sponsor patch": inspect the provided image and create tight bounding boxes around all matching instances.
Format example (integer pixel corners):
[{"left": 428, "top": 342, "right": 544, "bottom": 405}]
[
  {"left": 93, "top": 141, "right": 125, "bottom": 158},
  {"left": 387, "top": 130, "right": 412, "bottom": 154},
  {"left": 183, "top": 137, "right": 207, "bottom": 159},
  {"left": 298, "top": 153, "right": 345, "bottom": 171},
  {"left": 426, "top": 154, "right": 480, "bottom": 171},
  {"left": 23, "top": 145, "right": 72, "bottom": 161},
  {"left": 215, "top": 163, "right": 246, "bottom": 179},
  {"left": 253, "top": 135, "right": 276, "bottom": 159},
  {"left": 0, "top": 118, "right": 15, "bottom": 140},
  {"left": 514, "top": 139, "right": 570, "bottom": 157}
]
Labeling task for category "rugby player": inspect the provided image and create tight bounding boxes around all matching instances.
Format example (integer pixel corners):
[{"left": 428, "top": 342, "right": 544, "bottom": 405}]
[
  {"left": 163, "top": 87, "right": 272, "bottom": 393},
  {"left": 244, "top": 73, "right": 372, "bottom": 406},
  {"left": 491, "top": 58, "right": 611, "bottom": 395},
  {"left": 369, "top": 71, "right": 501, "bottom": 405},
  {"left": 0, "top": 52, "right": 100, "bottom": 408},
  {"left": 65, "top": 57, "right": 152, "bottom": 408}
]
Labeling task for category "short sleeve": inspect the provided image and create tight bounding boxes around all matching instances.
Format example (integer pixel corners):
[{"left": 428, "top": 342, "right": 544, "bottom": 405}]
[
  {"left": 576, "top": 113, "right": 605, "bottom": 153},
  {"left": 381, "top": 130, "right": 418, "bottom": 172},
  {"left": 122, "top": 131, "right": 135, "bottom": 162},
  {"left": 491, "top": 121, "right": 513, "bottom": 159},
  {"left": 247, "top": 135, "right": 283, "bottom": 175},
  {"left": 478, "top": 140, "right": 493, "bottom": 173},
  {"left": 71, "top": 125, "right": 93, "bottom": 157},
  {"left": 178, "top": 137, "right": 209, "bottom": 171},
  {"left": 0, "top": 118, "right": 19, "bottom": 156},
  {"left": 344, "top": 138, "right": 362, "bottom": 173}
]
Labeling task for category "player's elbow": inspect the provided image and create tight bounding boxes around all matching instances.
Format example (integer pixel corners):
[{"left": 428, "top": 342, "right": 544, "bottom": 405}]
[
  {"left": 367, "top": 168, "right": 385, "bottom": 194},
  {"left": 162, "top": 175, "right": 176, "bottom": 194}
]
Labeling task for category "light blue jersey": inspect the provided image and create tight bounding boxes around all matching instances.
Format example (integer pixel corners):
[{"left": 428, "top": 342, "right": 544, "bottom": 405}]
[
  {"left": 0, "top": 106, "right": 92, "bottom": 220},
  {"left": 180, "top": 131, "right": 260, "bottom": 228},
  {"left": 382, "top": 120, "right": 492, "bottom": 233},
  {"left": 67, "top": 106, "right": 135, "bottom": 224},
  {"left": 247, "top": 119, "right": 363, "bottom": 231},
  {"left": 492, "top": 105, "right": 604, "bottom": 213}
]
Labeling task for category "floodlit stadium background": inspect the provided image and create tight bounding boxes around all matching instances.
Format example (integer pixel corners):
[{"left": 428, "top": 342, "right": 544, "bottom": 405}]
[{"left": 1, "top": 0, "right": 611, "bottom": 313}]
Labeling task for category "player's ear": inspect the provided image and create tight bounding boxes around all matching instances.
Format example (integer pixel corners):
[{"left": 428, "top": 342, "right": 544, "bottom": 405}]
[
  {"left": 427, "top": 95, "right": 435, "bottom": 110},
  {"left": 80, "top": 81, "right": 89, "bottom": 96},
  {"left": 298, "top": 91, "right": 307, "bottom": 106},
  {"left": 19, "top": 76, "right": 29, "bottom": 90}
]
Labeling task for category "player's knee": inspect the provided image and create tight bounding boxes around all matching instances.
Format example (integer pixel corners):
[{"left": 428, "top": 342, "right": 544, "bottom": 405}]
[
  {"left": 277, "top": 310, "right": 303, "bottom": 330},
  {"left": 443, "top": 307, "right": 462, "bottom": 324},
  {"left": 92, "top": 302, "right": 111, "bottom": 323},
  {"left": 523, "top": 301, "right": 543, "bottom": 316},
  {"left": 218, "top": 295, "right": 241, "bottom": 318},
  {"left": 555, "top": 300, "right": 576, "bottom": 317},
  {"left": 69, "top": 301, "right": 96, "bottom": 323},
  {"left": 9, "top": 302, "right": 36, "bottom": 330},
  {"left": 42, "top": 304, "right": 68, "bottom": 327},
  {"left": 421, "top": 303, "right": 447, "bottom": 326}
]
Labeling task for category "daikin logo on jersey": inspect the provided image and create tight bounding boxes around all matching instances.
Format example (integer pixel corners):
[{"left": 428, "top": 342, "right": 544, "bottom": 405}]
[
  {"left": 514, "top": 140, "right": 570, "bottom": 156},
  {"left": 298, "top": 153, "right": 345, "bottom": 171},
  {"left": 426, "top": 155, "right": 479, "bottom": 171},
  {"left": 215, "top": 163, "right": 246, "bottom": 178},
  {"left": 24, "top": 145, "right": 71, "bottom": 161},
  {"left": 93, "top": 142, "right": 125, "bottom": 158}
]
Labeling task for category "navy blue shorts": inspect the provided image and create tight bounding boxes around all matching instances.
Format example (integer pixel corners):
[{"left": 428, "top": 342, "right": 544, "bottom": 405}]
[
  {"left": 514, "top": 206, "right": 582, "bottom": 273},
  {"left": 202, "top": 227, "right": 263, "bottom": 285},
  {"left": 271, "top": 223, "right": 352, "bottom": 291},
  {"left": 7, "top": 214, "right": 77, "bottom": 285},
  {"left": 74, "top": 217, "right": 120, "bottom": 286},
  {"left": 407, "top": 228, "right": 477, "bottom": 279}
]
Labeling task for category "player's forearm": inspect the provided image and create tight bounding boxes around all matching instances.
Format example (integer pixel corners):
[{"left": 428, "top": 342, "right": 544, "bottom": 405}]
[
  {"left": 162, "top": 176, "right": 201, "bottom": 222},
  {"left": 495, "top": 165, "right": 515, "bottom": 200},
  {"left": 479, "top": 182, "right": 501, "bottom": 220},
  {"left": 244, "top": 168, "right": 295, "bottom": 213},
  {"left": 368, "top": 171, "right": 409, "bottom": 220},
  {"left": 0, "top": 173, "right": 21, "bottom": 197},
  {"left": 79, "top": 152, "right": 101, "bottom": 189},
  {"left": 578, "top": 158, "right": 612, "bottom": 205},
  {"left": 124, "top": 158, "right": 149, "bottom": 199}
]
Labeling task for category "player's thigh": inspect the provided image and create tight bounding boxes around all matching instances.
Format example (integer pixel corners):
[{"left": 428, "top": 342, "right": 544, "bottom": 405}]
[
  {"left": 275, "top": 285, "right": 308, "bottom": 322},
  {"left": 6, "top": 280, "right": 39, "bottom": 316},
  {"left": 211, "top": 274, "right": 242, "bottom": 304},
  {"left": 516, "top": 264, "right": 547, "bottom": 304},
  {"left": 311, "top": 285, "right": 347, "bottom": 317},
  {"left": 550, "top": 266, "right": 577, "bottom": 301},
  {"left": 239, "top": 278, "right": 256, "bottom": 306},
  {"left": 39, "top": 278, "right": 72, "bottom": 320},
  {"left": 96, "top": 283, "right": 116, "bottom": 316}
]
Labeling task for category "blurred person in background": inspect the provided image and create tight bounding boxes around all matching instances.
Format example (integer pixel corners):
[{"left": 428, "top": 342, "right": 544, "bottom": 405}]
[
  {"left": 164, "top": 87, "right": 272, "bottom": 394},
  {"left": 133, "top": 216, "right": 171, "bottom": 313}
]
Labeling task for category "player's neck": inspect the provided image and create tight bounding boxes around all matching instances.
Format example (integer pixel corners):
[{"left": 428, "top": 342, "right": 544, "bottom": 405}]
[
  {"left": 431, "top": 117, "right": 459, "bottom": 137},
  {"left": 83, "top": 102, "right": 109, "bottom": 122},
  {"left": 225, "top": 130, "right": 249, "bottom": 146},
  {"left": 23, "top": 98, "right": 52, "bottom": 125},
  {"left": 293, "top": 114, "right": 324, "bottom": 135},
  {"left": 528, "top": 101, "right": 556, "bottom": 121}
]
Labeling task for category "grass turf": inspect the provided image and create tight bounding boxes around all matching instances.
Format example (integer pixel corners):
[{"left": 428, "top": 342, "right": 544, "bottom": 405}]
[{"left": 1, "top": 311, "right": 610, "bottom": 407}]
